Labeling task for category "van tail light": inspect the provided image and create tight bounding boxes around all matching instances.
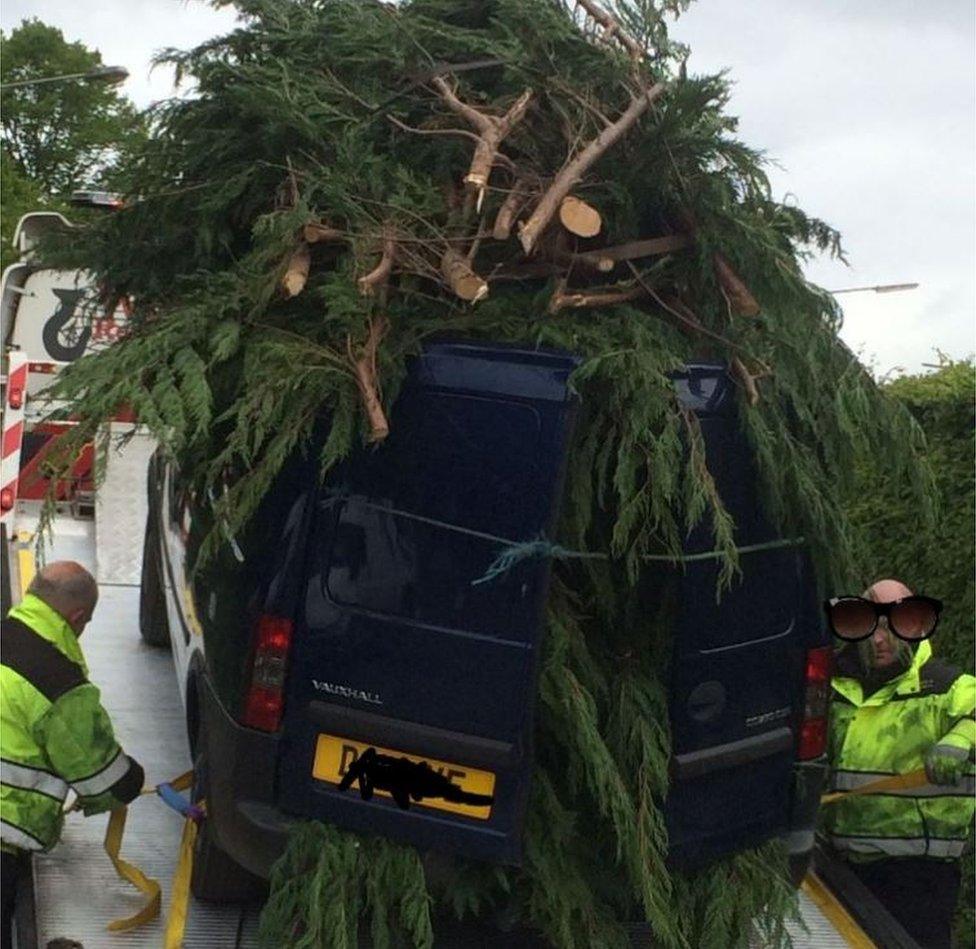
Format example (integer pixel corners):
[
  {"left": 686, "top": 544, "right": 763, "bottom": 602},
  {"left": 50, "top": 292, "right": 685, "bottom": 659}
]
[
  {"left": 797, "top": 646, "right": 832, "bottom": 760},
  {"left": 242, "top": 614, "right": 293, "bottom": 732}
]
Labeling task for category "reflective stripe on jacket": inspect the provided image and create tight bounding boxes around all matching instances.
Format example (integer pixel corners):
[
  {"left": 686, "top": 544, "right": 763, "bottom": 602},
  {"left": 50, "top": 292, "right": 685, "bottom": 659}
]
[
  {"left": 1, "top": 595, "right": 144, "bottom": 852},
  {"left": 826, "top": 639, "right": 976, "bottom": 862}
]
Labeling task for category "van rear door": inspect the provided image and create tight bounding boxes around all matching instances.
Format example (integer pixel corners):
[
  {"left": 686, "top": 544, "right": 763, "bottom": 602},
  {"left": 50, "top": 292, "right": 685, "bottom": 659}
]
[
  {"left": 665, "top": 365, "right": 819, "bottom": 866},
  {"left": 276, "top": 342, "right": 578, "bottom": 863}
]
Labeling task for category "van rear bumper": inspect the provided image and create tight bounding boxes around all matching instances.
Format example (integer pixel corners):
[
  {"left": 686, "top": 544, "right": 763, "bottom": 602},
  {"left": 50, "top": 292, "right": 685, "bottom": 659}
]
[
  {"left": 199, "top": 669, "right": 830, "bottom": 885},
  {"left": 199, "top": 673, "right": 291, "bottom": 878}
]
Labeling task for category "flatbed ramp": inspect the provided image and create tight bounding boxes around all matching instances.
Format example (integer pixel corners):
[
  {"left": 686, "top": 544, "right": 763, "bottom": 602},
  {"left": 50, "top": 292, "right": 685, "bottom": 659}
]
[{"left": 17, "top": 442, "right": 872, "bottom": 948}]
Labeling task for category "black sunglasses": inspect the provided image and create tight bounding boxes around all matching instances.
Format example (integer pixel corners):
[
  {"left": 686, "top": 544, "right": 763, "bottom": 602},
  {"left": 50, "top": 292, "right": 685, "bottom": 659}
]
[{"left": 823, "top": 595, "right": 942, "bottom": 642}]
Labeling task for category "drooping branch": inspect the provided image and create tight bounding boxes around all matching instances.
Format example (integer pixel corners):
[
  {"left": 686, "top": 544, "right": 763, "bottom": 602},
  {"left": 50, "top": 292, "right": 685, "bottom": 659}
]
[
  {"left": 519, "top": 83, "right": 666, "bottom": 254},
  {"left": 430, "top": 78, "right": 533, "bottom": 211},
  {"left": 441, "top": 248, "right": 489, "bottom": 302},
  {"left": 358, "top": 229, "right": 397, "bottom": 297},
  {"left": 347, "top": 316, "right": 389, "bottom": 441}
]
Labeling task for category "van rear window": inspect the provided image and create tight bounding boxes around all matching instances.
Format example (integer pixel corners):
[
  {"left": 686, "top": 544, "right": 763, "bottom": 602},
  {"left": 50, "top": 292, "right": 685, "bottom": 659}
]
[
  {"left": 318, "top": 389, "right": 550, "bottom": 641},
  {"left": 323, "top": 498, "right": 537, "bottom": 640}
]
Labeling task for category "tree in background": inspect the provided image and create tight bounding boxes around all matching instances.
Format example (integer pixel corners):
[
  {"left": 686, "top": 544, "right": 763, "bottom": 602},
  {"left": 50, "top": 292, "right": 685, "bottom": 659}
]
[{"left": 0, "top": 19, "right": 144, "bottom": 267}]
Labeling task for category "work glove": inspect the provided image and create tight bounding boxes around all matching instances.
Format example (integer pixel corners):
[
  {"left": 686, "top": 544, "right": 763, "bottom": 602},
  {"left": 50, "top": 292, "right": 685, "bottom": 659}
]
[{"left": 924, "top": 743, "right": 969, "bottom": 786}]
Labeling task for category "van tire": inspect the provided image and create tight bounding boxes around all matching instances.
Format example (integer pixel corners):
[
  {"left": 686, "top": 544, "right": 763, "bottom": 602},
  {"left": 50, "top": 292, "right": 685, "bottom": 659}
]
[
  {"left": 190, "top": 727, "right": 267, "bottom": 903},
  {"left": 139, "top": 515, "right": 170, "bottom": 648}
]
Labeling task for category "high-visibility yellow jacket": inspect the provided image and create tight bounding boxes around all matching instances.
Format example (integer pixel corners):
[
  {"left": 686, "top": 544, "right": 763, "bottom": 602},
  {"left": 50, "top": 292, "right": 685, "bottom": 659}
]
[
  {"left": 825, "top": 639, "right": 976, "bottom": 861},
  {"left": 1, "top": 595, "right": 144, "bottom": 853}
]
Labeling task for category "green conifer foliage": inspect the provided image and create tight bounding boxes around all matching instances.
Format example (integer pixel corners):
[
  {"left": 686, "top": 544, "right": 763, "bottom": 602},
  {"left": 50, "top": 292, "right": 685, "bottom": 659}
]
[{"left": 39, "top": 2, "right": 937, "bottom": 945}]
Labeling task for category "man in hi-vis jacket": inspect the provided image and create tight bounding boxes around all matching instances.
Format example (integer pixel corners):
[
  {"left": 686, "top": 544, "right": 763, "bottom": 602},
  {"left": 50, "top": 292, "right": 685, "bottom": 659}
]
[
  {"left": 824, "top": 578, "right": 975, "bottom": 949},
  {"left": 1, "top": 562, "right": 145, "bottom": 949}
]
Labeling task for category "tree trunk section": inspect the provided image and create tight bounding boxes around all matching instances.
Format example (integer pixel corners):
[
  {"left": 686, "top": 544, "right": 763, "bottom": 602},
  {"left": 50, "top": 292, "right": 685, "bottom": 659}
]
[
  {"left": 280, "top": 243, "right": 311, "bottom": 298},
  {"left": 559, "top": 195, "right": 602, "bottom": 238}
]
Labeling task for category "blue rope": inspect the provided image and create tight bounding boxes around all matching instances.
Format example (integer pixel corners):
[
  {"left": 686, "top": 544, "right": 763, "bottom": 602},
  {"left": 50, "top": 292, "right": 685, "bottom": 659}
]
[
  {"left": 471, "top": 535, "right": 805, "bottom": 585},
  {"left": 318, "top": 493, "right": 804, "bottom": 588},
  {"left": 471, "top": 537, "right": 599, "bottom": 585}
]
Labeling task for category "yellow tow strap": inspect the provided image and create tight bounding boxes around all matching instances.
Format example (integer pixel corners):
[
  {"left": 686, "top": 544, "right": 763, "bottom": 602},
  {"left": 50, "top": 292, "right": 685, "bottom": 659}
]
[
  {"left": 164, "top": 805, "right": 202, "bottom": 949},
  {"left": 101, "top": 769, "right": 197, "bottom": 943},
  {"left": 820, "top": 768, "right": 929, "bottom": 805},
  {"left": 104, "top": 806, "right": 162, "bottom": 932}
]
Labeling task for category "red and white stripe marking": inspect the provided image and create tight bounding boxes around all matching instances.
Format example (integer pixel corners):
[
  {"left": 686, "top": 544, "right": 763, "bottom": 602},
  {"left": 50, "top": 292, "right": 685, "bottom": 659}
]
[{"left": 1, "top": 351, "right": 28, "bottom": 521}]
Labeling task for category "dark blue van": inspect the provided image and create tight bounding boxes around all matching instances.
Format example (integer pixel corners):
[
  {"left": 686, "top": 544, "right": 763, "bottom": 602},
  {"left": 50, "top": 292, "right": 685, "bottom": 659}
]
[{"left": 140, "top": 341, "right": 829, "bottom": 908}]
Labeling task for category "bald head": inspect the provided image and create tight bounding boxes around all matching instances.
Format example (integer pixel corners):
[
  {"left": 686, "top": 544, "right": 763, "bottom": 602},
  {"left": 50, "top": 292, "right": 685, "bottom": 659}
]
[
  {"left": 858, "top": 578, "right": 914, "bottom": 670},
  {"left": 864, "top": 578, "right": 914, "bottom": 603},
  {"left": 27, "top": 561, "right": 98, "bottom": 634}
]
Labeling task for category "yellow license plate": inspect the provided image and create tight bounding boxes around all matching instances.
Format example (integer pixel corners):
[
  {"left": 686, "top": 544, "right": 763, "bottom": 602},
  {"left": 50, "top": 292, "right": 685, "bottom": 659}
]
[{"left": 312, "top": 733, "right": 495, "bottom": 820}]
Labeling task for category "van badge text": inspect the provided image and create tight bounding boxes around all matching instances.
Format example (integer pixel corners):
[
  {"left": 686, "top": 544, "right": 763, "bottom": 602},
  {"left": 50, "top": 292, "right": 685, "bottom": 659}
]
[
  {"left": 312, "top": 679, "right": 383, "bottom": 705},
  {"left": 744, "top": 706, "right": 791, "bottom": 728}
]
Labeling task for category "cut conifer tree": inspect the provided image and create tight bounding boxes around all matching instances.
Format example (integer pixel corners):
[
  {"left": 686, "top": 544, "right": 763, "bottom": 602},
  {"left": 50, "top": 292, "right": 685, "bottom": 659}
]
[{"left": 38, "top": 2, "right": 934, "bottom": 947}]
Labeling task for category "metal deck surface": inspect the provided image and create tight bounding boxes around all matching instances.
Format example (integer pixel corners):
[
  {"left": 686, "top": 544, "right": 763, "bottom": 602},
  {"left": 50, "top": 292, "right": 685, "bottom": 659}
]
[
  {"left": 784, "top": 888, "right": 865, "bottom": 948},
  {"left": 95, "top": 424, "right": 158, "bottom": 587}
]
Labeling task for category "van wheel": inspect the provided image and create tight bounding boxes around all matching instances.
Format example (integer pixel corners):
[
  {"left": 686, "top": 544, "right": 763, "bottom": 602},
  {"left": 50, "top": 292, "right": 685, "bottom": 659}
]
[
  {"left": 139, "top": 513, "right": 170, "bottom": 648},
  {"left": 190, "top": 733, "right": 266, "bottom": 902}
]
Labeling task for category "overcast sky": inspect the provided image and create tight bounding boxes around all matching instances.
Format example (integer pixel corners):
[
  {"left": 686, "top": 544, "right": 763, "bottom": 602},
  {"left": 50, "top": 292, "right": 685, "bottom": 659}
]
[{"left": 3, "top": 1, "right": 974, "bottom": 377}]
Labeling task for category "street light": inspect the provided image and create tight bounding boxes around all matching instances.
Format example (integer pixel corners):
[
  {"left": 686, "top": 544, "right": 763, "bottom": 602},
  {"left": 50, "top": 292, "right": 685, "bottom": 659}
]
[
  {"left": 828, "top": 282, "right": 919, "bottom": 295},
  {"left": 0, "top": 64, "right": 129, "bottom": 91}
]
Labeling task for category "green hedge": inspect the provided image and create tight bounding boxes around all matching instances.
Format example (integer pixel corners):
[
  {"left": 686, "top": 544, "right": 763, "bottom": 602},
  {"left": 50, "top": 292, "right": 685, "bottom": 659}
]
[{"left": 847, "top": 359, "right": 974, "bottom": 948}]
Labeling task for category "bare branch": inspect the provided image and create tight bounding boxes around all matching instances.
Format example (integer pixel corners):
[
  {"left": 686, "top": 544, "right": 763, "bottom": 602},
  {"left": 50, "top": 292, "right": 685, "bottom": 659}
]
[
  {"left": 713, "top": 252, "right": 761, "bottom": 317},
  {"left": 430, "top": 78, "right": 533, "bottom": 211},
  {"left": 358, "top": 228, "right": 397, "bottom": 297},
  {"left": 548, "top": 278, "right": 645, "bottom": 314},
  {"left": 519, "top": 83, "right": 665, "bottom": 254},
  {"left": 441, "top": 248, "right": 489, "bottom": 302},
  {"left": 492, "top": 178, "right": 530, "bottom": 240},
  {"left": 573, "top": 234, "right": 691, "bottom": 271},
  {"left": 387, "top": 114, "right": 481, "bottom": 144},
  {"left": 347, "top": 316, "right": 390, "bottom": 441},
  {"left": 576, "top": 0, "right": 646, "bottom": 62},
  {"left": 730, "top": 356, "right": 761, "bottom": 405},
  {"left": 303, "top": 221, "right": 345, "bottom": 243}
]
